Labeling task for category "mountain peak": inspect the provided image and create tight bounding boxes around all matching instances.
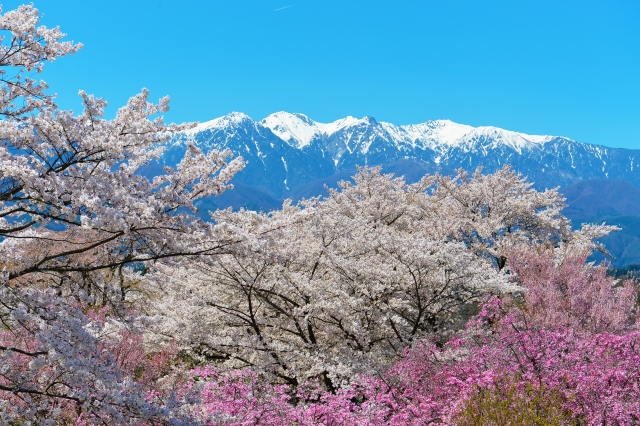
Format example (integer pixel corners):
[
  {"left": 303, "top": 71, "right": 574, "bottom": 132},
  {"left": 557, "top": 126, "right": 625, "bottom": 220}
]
[
  {"left": 260, "top": 111, "right": 320, "bottom": 148},
  {"left": 260, "top": 114, "right": 387, "bottom": 148},
  {"left": 465, "top": 126, "right": 556, "bottom": 151},
  {"left": 187, "top": 112, "right": 255, "bottom": 134},
  {"left": 361, "top": 116, "right": 377, "bottom": 125}
]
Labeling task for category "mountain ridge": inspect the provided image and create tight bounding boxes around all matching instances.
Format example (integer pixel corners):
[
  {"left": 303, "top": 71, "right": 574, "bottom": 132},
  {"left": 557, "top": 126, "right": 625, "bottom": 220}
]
[{"left": 168, "top": 111, "right": 640, "bottom": 198}]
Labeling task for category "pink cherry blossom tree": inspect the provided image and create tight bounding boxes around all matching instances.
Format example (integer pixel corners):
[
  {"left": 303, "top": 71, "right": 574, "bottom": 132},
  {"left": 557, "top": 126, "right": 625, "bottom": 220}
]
[
  {"left": 508, "top": 247, "right": 638, "bottom": 333},
  {"left": 183, "top": 247, "right": 640, "bottom": 425}
]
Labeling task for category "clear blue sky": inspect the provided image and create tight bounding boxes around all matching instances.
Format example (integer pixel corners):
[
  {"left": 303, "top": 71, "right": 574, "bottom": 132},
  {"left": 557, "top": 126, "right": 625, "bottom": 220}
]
[{"left": 5, "top": 0, "right": 640, "bottom": 149}]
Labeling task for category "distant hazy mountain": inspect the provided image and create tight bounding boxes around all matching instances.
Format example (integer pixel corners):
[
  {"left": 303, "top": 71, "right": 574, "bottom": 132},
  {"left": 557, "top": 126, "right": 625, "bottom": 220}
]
[
  {"left": 561, "top": 180, "right": 640, "bottom": 267},
  {"left": 561, "top": 180, "right": 640, "bottom": 223},
  {"left": 161, "top": 112, "right": 640, "bottom": 265}
]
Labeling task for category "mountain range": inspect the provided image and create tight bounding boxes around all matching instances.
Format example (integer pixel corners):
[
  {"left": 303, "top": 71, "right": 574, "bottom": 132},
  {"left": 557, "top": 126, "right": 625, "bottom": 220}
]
[{"left": 159, "top": 112, "right": 640, "bottom": 266}]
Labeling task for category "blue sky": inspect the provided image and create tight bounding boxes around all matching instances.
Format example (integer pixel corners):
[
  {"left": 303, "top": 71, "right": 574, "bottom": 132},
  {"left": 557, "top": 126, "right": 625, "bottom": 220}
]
[{"left": 5, "top": 0, "right": 640, "bottom": 149}]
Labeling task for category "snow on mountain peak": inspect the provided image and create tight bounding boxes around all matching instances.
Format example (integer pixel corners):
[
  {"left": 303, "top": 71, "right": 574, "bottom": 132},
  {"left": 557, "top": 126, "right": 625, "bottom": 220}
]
[
  {"left": 317, "top": 116, "right": 361, "bottom": 135},
  {"left": 185, "top": 112, "right": 254, "bottom": 134},
  {"left": 260, "top": 112, "right": 320, "bottom": 148},
  {"left": 260, "top": 113, "right": 383, "bottom": 148},
  {"left": 464, "top": 126, "right": 555, "bottom": 151},
  {"left": 376, "top": 119, "right": 557, "bottom": 153},
  {"left": 390, "top": 119, "right": 476, "bottom": 149}
]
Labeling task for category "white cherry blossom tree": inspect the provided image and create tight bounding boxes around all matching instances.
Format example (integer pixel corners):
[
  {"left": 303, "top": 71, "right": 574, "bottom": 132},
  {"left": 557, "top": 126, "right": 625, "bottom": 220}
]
[
  {"left": 0, "top": 4, "right": 242, "bottom": 423},
  {"left": 146, "top": 166, "right": 589, "bottom": 390},
  {"left": 431, "top": 166, "right": 572, "bottom": 270}
]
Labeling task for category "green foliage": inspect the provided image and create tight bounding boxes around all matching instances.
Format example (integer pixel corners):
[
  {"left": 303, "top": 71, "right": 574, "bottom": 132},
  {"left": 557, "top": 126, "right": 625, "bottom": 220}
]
[{"left": 455, "top": 377, "right": 579, "bottom": 426}]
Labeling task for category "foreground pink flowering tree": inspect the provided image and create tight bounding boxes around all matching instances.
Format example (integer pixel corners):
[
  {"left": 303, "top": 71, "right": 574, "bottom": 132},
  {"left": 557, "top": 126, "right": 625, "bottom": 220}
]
[
  {"left": 187, "top": 251, "right": 640, "bottom": 425},
  {"left": 508, "top": 247, "right": 638, "bottom": 333},
  {"left": 186, "top": 309, "right": 640, "bottom": 425}
]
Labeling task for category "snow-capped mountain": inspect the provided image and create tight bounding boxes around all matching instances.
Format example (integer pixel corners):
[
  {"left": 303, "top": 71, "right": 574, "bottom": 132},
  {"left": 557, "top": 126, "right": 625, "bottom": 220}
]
[
  {"left": 166, "top": 111, "right": 640, "bottom": 201},
  {"left": 260, "top": 112, "right": 553, "bottom": 154}
]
